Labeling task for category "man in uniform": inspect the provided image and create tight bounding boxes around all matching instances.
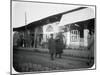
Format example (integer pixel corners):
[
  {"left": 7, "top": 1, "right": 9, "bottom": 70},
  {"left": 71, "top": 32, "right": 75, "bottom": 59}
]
[{"left": 48, "top": 34, "right": 56, "bottom": 60}]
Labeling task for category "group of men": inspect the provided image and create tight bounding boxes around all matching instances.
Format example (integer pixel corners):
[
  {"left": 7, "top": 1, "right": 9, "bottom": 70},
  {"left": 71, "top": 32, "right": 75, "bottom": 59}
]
[{"left": 48, "top": 33, "right": 65, "bottom": 60}]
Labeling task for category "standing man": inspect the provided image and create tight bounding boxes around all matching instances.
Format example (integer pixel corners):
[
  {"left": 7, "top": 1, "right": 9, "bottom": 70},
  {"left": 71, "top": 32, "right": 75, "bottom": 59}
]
[
  {"left": 55, "top": 32, "right": 65, "bottom": 58},
  {"left": 55, "top": 37, "right": 64, "bottom": 58},
  {"left": 48, "top": 34, "right": 56, "bottom": 60}
]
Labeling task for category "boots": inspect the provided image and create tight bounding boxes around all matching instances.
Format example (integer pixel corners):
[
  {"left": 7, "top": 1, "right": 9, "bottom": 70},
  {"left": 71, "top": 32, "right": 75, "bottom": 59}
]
[
  {"left": 51, "top": 53, "right": 54, "bottom": 60},
  {"left": 59, "top": 53, "right": 62, "bottom": 58}
]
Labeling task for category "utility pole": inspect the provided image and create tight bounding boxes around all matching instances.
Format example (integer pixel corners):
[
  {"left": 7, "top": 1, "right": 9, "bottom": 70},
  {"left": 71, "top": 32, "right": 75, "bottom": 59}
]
[
  {"left": 25, "top": 12, "right": 27, "bottom": 31},
  {"left": 24, "top": 12, "right": 28, "bottom": 48}
]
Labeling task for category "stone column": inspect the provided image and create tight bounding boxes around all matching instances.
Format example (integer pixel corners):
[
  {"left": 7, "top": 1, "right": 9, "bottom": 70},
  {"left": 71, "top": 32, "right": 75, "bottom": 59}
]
[
  {"left": 84, "top": 29, "right": 89, "bottom": 47},
  {"left": 66, "top": 31, "right": 70, "bottom": 47}
]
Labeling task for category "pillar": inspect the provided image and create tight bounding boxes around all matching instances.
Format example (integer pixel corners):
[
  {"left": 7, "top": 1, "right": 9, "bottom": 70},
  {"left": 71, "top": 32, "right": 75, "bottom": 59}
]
[
  {"left": 34, "top": 28, "right": 37, "bottom": 48},
  {"left": 84, "top": 29, "right": 89, "bottom": 47}
]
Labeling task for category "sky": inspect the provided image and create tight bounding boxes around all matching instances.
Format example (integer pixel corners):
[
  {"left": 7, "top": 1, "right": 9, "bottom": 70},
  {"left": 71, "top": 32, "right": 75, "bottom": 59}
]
[{"left": 12, "top": 1, "right": 81, "bottom": 28}]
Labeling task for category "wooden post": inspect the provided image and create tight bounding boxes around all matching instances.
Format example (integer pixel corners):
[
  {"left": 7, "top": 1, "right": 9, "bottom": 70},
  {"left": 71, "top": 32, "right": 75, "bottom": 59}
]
[{"left": 34, "top": 28, "right": 37, "bottom": 48}]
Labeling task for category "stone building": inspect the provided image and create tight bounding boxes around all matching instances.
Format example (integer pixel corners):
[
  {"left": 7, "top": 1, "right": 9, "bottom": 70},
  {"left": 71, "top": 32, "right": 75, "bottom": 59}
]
[{"left": 13, "top": 7, "right": 95, "bottom": 50}]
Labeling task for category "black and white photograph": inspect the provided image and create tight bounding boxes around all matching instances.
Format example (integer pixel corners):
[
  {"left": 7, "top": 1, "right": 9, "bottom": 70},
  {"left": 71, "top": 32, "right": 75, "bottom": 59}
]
[{"left": 12, "top": 0, "right": 96, "bottom": 74}]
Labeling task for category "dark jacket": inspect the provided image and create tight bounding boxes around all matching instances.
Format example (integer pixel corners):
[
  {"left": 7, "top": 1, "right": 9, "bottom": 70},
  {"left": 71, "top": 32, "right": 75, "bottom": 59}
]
[
  {"left": 48, "top": 38, "right": 56, "bottom": 54},
  {"left": 55, "top": 39, "right": 64, "bottom": 54}
]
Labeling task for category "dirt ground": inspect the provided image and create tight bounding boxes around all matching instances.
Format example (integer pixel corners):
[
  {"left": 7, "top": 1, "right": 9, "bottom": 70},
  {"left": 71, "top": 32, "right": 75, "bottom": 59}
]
[{"left": 13, "top": 49, "right": 94, "bottom": 72}]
